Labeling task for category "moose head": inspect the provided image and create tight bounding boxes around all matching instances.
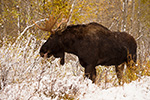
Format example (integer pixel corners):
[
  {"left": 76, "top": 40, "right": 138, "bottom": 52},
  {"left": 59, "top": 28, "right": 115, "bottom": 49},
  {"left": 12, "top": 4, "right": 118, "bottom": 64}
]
[{"left": 34, "top": 13, "right": 69, "bottom": 65}]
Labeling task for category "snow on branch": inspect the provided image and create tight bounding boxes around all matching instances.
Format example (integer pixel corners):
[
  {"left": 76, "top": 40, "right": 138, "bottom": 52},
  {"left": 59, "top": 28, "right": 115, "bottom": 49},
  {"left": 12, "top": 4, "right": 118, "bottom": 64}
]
[
  {"left": 136, "top": 34, "right": 143, "bottom": 41},
  {"left": 67, "top": 0, "right": 76, "bottom": 25},
  {"left": 12, "top": 19, "right": 46, "bottom": 47}
]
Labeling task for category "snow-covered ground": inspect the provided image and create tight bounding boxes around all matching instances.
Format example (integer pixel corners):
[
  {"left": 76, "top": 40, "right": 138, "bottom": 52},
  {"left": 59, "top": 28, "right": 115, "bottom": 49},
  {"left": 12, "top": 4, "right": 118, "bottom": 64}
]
[
  {"left": 1, "top": 73, "right": 150, "bottom": 100},
  {"left": 81, "top": 76, "right": 150, "bottom": 100}
]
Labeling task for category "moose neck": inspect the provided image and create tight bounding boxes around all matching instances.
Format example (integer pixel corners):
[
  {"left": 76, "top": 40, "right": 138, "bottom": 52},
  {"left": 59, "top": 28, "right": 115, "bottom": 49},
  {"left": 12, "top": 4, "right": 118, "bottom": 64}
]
[{"left": 58, "top": 31, "right": 78, "bottom": 57}]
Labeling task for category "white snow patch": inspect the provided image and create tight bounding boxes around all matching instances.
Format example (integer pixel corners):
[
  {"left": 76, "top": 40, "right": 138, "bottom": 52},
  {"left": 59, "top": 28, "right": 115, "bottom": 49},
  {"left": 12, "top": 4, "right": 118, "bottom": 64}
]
[
  {"left": 0, "top": 76, "right": 150, "bottom": 100},
  {"left": 81, "top": 76, "right": 150, "bottom": 100}
]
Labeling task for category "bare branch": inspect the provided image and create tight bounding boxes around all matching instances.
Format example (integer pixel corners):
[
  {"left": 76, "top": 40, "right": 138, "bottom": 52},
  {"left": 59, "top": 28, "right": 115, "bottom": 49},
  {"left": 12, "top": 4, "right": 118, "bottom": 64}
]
[
  {"left": 67, "top": 0, "right": 76, "bottom": 25},
  {"left": 12, "top": 19, "right": 46, "bottom": 47},
  {"left": 136, "top": 34, "right": 143, "bottom": 41}
]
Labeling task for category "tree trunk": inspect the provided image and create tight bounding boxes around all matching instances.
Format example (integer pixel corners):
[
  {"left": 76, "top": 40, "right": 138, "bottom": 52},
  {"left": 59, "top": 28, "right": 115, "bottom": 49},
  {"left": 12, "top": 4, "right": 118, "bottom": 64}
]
[
  {"left": 122, "top": 0, "right": 128, "bottom": 32},
  {"left": 0, "top": 0, "right": 6, "bottom": 39},
  {"left": 137, "top": 0, "right": 142, "bottom": 66},
  {"left": 17, "top": 5, "right": 21, "bottom": 35},
  {"left": 129, "top": 0, "right": 135, "bottom": 34}
]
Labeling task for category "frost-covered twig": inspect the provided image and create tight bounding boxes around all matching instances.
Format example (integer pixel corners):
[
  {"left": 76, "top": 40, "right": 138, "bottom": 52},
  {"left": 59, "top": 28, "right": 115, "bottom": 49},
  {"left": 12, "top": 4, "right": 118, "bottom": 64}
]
[
  {"left": 12, "top": 19, "right": 46, "bottom": 47},
  {"left": 136, "top": 34, "right": 143, "bottom": 41},
  {"left": 67, "top": 0, "right": 76, "bottom": 25},
  {"left": 109, "top": 17, "right": 121, "bottom": 30}
]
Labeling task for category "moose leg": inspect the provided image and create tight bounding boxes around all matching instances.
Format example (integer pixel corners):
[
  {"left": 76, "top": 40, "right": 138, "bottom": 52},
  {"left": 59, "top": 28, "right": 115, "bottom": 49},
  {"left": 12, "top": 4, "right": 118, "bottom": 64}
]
[
  {"left": 91, "top": 68, "right": 96, "bottom": 83},
  {"left": 60, "top": 56, "right": 65, "bottom": 65},
  {"left": 115, "top": 64, "right": 124, "bottom": 85},
  {"left": 54, "top": 52, "right": 65, "bottom": 65},
  {"left": 79, "top": 58, "right": 96, "bottom": 83},
  {"left": 85, "top": 65, "right": 96, "bottom": 83}
]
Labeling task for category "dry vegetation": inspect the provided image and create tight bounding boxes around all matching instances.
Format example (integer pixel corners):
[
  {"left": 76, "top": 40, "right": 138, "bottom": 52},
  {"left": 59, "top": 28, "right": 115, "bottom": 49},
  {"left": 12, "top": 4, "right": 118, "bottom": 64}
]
[{"left": 0, "top": 0, "right": 150, "bottom": 99}]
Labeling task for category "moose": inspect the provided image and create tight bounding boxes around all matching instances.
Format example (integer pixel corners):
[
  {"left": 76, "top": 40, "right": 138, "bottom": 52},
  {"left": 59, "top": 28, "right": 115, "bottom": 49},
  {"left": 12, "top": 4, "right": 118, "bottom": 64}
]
[{"left": 34, "top": 13, "right": 137, "bottom": 85}]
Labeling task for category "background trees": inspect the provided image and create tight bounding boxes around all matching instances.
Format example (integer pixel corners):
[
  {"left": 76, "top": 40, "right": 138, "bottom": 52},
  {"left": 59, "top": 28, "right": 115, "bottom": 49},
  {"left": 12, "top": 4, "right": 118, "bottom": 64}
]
[{"left": 0, "top": 0, "right": 149, "bottom": 66}]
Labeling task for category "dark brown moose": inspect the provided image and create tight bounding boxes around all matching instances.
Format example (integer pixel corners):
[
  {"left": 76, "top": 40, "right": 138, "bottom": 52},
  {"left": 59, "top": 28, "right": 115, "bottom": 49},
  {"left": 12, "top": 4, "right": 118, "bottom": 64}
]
[{"left": 34, "top": 14, "right": 137, "bottom": 85}]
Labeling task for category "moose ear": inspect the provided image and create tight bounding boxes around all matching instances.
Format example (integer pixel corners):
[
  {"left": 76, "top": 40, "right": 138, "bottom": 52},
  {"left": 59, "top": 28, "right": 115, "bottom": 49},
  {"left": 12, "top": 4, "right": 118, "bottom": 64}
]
[{"left": 58, "top": 22, "right": 67, "bottom": 31}]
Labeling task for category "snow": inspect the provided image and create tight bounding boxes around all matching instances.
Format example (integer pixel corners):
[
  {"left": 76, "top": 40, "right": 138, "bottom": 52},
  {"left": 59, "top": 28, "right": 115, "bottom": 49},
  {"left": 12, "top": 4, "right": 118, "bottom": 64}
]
[
  {"left": 1, "top": 74, "right": 150, "bottom": 100},
  {"left": 81, "top": 77, "right": 150, "bottom": 100}
]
